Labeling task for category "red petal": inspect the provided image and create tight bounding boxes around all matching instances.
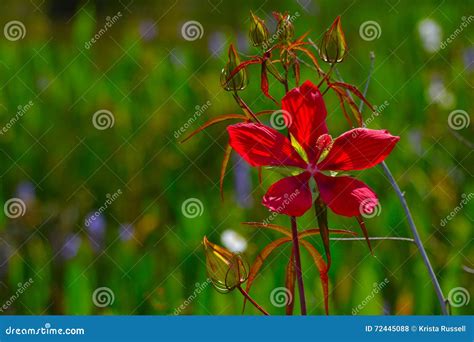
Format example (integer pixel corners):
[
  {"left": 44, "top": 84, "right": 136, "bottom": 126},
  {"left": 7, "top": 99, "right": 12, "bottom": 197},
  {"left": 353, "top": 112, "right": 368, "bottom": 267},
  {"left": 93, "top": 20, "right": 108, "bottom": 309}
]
[
  {"left": 227, "top": 123, "right": 306, "bottom": 168},
  {"left": 318, "top": 128, "right": 400, "bottom": 171},
  {"left": 282, "top": 80, "right": 328, "bottom": 163},
  {"left": 314, "top": 173, "right": 378, "bottom": 217},
  {"left": 262, "top": 172, "right": 312, "bottom": 217}
]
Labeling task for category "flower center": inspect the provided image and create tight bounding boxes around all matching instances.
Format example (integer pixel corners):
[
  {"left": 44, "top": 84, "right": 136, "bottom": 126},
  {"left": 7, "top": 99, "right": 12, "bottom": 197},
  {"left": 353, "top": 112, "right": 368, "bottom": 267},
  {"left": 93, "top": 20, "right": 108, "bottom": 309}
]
[{"left": 306, "top": 163, "right": 319, "bottom": 175}]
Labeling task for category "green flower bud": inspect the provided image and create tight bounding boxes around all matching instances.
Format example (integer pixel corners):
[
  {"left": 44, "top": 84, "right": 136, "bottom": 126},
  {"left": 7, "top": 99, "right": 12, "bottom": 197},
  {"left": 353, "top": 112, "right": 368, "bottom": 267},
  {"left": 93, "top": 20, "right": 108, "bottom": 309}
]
[
  {"left": 203, "top": 236, "right": 248, "bottom": 293},
  {"left": 220, "top": 44, "right": 248, "bottom": 91},
  {"left": 274, "top": 12, "right": 294, "bottom": 43},
  {"left": 249, "top": 11, "right": 269, "bottom": 48},
  {"left": 319, "top": 16, "right": 347, "bottom": 63}
]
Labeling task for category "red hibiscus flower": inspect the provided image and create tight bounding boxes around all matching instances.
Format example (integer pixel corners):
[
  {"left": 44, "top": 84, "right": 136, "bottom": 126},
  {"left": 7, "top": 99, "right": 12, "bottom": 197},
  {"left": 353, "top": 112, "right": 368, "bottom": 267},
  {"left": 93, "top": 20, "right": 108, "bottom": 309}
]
[{"left": 227, "top": 80, "right": 400, "bottom": 217}]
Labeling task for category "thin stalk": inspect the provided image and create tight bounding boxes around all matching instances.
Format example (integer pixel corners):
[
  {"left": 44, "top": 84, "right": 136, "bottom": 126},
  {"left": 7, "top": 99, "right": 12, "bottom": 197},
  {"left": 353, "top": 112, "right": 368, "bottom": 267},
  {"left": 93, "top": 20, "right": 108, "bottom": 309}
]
[
  {"left": 355, "top": 52, "right": 448, "bottom": 315},
  {"left": 380, "top": 161, "right": 448, "bottom": 315},
  {"left": 291, "top": 216, "right": 307, "bottom": 315},
  {"left": 330, "top": 236, "right": 415, "bottom": 243},
  {"left": 237, "top": 286, "right": 269, "bottom": 315},
  {"left": 232, "top": 92, "right": 261, "bottom": 123}
]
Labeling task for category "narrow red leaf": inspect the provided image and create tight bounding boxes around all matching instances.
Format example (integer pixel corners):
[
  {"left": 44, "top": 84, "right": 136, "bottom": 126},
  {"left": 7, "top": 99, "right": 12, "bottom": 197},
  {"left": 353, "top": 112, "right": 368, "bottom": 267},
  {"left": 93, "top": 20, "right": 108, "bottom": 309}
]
[
  {"left": 180, "top": 114, "right": 246, "bottom": 143},
  {"left": 219, "top": 143, "right": 233, "bottom": 200},
  {"left": 300, "top": 240, "right": 329, "bottom": 315},
  {"left": 285, "top": 251, "right": 296, "bottom": 315},
  {"left": 356, "top": 216, "right": 373, "bottom": 255}
]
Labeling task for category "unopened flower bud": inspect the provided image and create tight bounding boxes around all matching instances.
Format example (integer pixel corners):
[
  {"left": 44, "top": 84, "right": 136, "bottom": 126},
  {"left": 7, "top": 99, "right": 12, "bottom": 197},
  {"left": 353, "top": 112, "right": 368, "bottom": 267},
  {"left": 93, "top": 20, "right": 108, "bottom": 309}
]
[
  {"left": 220, "top": 44, "right": 248, "bottom": 91},
  {"left": 274, "top": 12, "right": 294, "bottom": 43},
  {"left": 319, "top": 16, "right": 347, "bottom": 63},
  {"left": 249, "top": 11, "right": 269, "bottom": 48},
  {"left": 203, "top": 236, "right": 248, "bottom": 293}
]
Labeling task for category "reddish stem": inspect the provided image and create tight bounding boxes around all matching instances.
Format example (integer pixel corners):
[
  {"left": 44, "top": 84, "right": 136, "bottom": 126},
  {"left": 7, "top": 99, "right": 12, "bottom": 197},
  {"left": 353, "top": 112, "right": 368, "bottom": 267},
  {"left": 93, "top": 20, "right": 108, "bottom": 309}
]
[
  {"left": 291, "top": 216, "right": 307, "bottom": 315},
  {"left": 238, "top": 286, "right": 269, "bottom": 315}
]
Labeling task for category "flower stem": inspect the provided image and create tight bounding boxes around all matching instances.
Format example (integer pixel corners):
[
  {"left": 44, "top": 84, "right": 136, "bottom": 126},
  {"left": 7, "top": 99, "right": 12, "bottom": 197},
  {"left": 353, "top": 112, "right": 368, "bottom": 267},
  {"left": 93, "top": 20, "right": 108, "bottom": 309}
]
[
  {"left": 237, "top": 286, "right": 269, "bottom": 315},
  {"left": 379, "top": 161, "right": 448, "bottom": 315},
  {"left": 290, "top": 216, "right": 307, "bottom": 315}
]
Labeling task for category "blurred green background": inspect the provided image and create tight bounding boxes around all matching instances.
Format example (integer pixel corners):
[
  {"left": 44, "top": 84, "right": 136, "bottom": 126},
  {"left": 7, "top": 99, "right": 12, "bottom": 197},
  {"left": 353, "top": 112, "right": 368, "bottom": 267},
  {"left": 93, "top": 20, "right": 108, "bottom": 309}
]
[{"left": 0, "top": 0, "right": 472, "bottom": 315}]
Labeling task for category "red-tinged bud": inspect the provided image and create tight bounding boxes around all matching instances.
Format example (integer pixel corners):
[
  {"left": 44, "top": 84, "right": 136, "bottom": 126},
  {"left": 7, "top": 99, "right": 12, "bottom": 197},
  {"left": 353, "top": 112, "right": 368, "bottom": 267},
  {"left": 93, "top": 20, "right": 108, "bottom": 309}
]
[
  {"left": 220, "top": 44, "right": 248, "bottom": 91},
  {"left": 249, "top": 11, "right": 269, "bottom": 48},
  {"left": 274, "top": 12, "right": 294, "bottom": 43},
  {"left": 203, "top": 236, "right": 248, "bottom": 293},
  {"left": 319, "top": 16, "right": 347, "bottom": 63}
]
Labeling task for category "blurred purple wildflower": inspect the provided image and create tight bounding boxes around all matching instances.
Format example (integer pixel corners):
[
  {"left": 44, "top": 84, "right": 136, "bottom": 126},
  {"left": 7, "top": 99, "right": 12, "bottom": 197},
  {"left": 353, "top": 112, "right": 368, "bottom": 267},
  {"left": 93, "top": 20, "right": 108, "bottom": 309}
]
[
  {"left": 85, "top": 212, "right": 106, "bottom": 251},
  {"left": 119, "top": 223, "right": 134, "bottom": 241},
  {"left": 464, "top": 47, "right": 474, "bottom": 71},
  {"left": 208, "top": 31, "right": 226, "bottom": 57},
  {"left": 15, "top": 181, "right": 36, "bottom": 203},
  {"left": 139, "top": 20, "right": 157, "bottom": 41},
  {"left": 61, "top": 234, "right": 82, "bottom": 260},
  {"left": 233, "top": 153, "right": 253, "bottom": 208}
]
